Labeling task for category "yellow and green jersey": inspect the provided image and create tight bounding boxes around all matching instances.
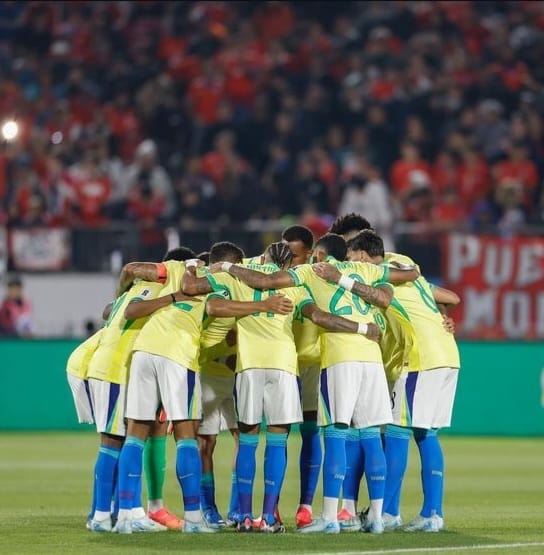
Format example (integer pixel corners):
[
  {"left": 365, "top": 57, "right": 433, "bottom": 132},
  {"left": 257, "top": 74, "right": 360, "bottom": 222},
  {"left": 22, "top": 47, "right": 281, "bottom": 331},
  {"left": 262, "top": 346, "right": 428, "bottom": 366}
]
[
  {"left": 133, "top": 261, "right": 206, "bottom": 371},
  {"left": 382, "top": 253, "right": 460, "bottom": 378},
  {"left": 66, "top": 328, "right": 103, "bottom": 379},
  {"left": 287, "top": 259, "right": 390, "bottom": 367},
  {"left": 200, "top": 312, "right": 236, "bottom": 378},
  {"left": 87, "top": 281, "right": 163, "bottom": 384},
  {"left": 293, "top": 315, "right": 320, "bottom": 368},
  {"left": 206, "top": 263, "right": 313, "bottom": 374},
  {"left": 242, "top": 255, "right": 264, "bottom": 266}
]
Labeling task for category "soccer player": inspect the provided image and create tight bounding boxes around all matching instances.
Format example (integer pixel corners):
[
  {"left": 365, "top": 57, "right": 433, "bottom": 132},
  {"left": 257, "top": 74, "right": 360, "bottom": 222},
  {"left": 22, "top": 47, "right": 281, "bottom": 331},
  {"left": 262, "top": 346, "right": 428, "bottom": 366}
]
[
  {"left": 280, "top": 225, "right": 323, "bottom": 528},
  {"left": 86, "top": 248, "right": 196, "bottom": 533},
  {"left": 315, "top": 230, "right": 461, "bottom": 532},
  {"left": 208, "top": 234, "right": 417, "bottom": 533},
  {"left": 114, "top": 247, "right": 293, "bottom": 534},
  {"left": 183, "top": 240, "right": 382, "bottom": 533}
]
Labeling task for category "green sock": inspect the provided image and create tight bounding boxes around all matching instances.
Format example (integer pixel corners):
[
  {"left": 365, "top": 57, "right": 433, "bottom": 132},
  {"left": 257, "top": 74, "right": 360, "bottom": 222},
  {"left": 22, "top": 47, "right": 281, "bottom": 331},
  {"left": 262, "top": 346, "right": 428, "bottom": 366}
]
[{"left": 144, "top": 436, "right": 167, "bottom": 501}]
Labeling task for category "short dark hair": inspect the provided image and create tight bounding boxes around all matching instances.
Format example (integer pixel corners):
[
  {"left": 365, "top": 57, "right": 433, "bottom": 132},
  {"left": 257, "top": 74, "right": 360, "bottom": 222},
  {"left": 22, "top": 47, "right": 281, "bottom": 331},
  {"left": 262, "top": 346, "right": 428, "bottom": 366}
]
[
  {"left": 209, "top": 241, "right": 245, "bottom": 264},
  {"left": 314, "top": 233, "right": 347, "bottom": 261},
  {"left": 163, "top": 246, "right": 196, "bottom": 261},
  {"left": 347, "top": 230, "right": 385, "bottom": 258},
  {"left": 329, "top": 213, "right": 374, "bottom": 236},
  {"left": 266, "top": 242, "right": 293, "bottom": 268},
  {"left": 281, "top": 225, "right": 314, "bottom": 250},
  {"left": 197, "top": 251, "right": 210, "bottom": 265}
]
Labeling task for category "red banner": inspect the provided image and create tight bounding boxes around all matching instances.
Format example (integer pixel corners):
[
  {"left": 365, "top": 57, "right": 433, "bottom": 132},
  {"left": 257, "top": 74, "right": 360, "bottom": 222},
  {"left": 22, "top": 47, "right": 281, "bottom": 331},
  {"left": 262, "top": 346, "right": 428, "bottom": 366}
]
[
  {"left": 443, "top": 233, "right": 544, "bottom": 340},
  {"left": 10, "top": 228, "right": 70, "bottom": 271}
]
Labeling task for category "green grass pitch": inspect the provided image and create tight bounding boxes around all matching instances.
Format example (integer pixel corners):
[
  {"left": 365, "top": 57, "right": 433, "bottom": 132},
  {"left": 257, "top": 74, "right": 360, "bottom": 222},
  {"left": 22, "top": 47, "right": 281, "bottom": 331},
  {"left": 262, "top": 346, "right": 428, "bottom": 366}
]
[{"left": 0, "top": 433, "right": 543, "bottom": 555}]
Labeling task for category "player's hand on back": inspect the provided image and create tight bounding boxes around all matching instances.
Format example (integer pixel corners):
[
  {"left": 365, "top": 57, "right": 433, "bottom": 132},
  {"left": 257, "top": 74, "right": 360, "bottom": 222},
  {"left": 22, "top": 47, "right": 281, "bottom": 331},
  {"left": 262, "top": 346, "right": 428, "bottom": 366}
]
[
  {"left": 312, "top": 262, "right": 341, "bottom": 283},
  {"left": 365, "top": 322, "right": 382, "bottom": 342},
  {"left": 262, "top": 293, "right": 293, "bottom": 315},
  {"left": 209, "top": 262, "right": 226, "bottom": 273}
]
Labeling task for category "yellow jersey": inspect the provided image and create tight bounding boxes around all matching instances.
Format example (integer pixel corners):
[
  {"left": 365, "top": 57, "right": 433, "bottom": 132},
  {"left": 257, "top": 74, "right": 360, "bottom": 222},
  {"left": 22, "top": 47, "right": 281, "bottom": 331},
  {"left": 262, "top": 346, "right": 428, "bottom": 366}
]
[
  {"left": 200, "top": 312, "right": 236, "bottom": 378},
  {"left": 133, "top": 261, "right": 207, "bottom": 371},
  {"left": 87, "top": 281, "right": 163, "bottom": 384},
  {"left": 382, "top": 253, "right": 460, "bottom": 376},
  {"left": 293, "top": 314, "right": 320, "bottom": 368},
  {"left": 66, "top": 328, "right": 103, "bottom": 379},
  {"left": 243, "top": 255, "right": 264, "bottom": 266},
  {"left": 287, "top": 259, "right": 389, "bottom": 367},
  {"left": 206, "top": 263, "right": 313, "bottom": 374}
]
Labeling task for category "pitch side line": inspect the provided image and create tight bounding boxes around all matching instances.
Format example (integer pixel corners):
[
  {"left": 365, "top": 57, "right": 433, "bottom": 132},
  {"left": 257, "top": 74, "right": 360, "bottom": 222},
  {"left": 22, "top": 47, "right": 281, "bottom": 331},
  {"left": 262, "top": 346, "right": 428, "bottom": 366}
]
[{"left": 314, "top": 541, "right": 544, "bottom": 555}]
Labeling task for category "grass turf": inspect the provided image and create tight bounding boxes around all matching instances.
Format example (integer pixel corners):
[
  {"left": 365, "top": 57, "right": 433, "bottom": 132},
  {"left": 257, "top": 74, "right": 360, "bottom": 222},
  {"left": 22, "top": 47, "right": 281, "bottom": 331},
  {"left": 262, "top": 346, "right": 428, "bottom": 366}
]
[{"left": 0, "top": 433, "right": 543, "bottom": 555}]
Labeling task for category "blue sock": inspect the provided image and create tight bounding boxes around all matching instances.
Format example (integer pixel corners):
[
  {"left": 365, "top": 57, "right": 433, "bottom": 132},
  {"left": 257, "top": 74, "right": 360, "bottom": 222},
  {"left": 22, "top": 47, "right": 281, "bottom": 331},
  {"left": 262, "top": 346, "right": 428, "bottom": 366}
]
[
  {"left": 414, "top": 428, "right": 444, "bottom": 517},
  {"left": 383, "top": 425, "right": 411, "bottom": 516},
  {"left": 299, "top": 421, "right": 322, "bottom": 506},
  {"left": 322, "top": 425, "right": 347, "bottom": 499},
  {"left": 342, "top": 428, "right": 364, "bottom": 505},
  {"left": 263, "top": 432, "right": 288, "bottom": 524},
  {"left": 89, "top": 470, "right": 97, "bottom": 520},
  {"left": 112, "top": 478, "right": 119, "bottom": 518},
  {"left": 94, "top": 445, "right": 121, "bottom": 513},
  {"left": 200, "top": 472, "right": 215, "bottom": 511},
  {"left": 236, "top": 433, "right": 259, "bottom": 518},
  {"left": 176, "top": 439, "right": 201, "bottom": 511},
  {"left": 118, "top": 436, "right": 145, "bottom": 510},
  {"left": 228, "top": 471, "right": 239, "bottom": 516},
  {"left": 360, "top": 427, "right": 387, "bottom": 502}
]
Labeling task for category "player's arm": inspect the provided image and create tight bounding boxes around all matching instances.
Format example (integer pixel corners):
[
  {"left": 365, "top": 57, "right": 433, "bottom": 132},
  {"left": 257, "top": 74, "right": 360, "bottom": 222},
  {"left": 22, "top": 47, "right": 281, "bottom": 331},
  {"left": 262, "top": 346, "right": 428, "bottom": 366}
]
[
  {"left": 433, "top": 285, "right": 460, "bottom": 307},
  {"left": 182, "top": 266, "right": 214, "bottom": 295},
  {"left": 206, "top": 294, "right": 293, "bottom": 317},
  {"left": 210, "top": 262, "right": 294, "bottom": 290},
  {"left": 387, "top": 267, "right": 419, "bottom": 283},
  {"left": 117, "top": 262, "right": 166, "bottom": 296},
  {"left": 311, "top": 263, "right": 393, "bottom": 308},
  {"left": 301, "top": 302, "right": 381, "bottom": 342},
  {"left": 124, "top": 291, "right": 199, "bottom": 320}
]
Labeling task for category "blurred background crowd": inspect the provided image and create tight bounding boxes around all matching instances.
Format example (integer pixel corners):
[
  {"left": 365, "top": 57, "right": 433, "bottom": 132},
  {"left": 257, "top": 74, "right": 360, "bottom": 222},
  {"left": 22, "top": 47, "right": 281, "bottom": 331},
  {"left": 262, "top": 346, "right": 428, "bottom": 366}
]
[{"left": 2, "top": 0, "right": 544, "bottom": 242}]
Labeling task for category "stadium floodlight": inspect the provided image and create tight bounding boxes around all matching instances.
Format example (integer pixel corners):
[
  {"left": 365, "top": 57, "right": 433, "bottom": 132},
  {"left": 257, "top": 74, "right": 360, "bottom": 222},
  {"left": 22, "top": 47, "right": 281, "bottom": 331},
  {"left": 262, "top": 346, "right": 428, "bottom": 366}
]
[{"left": 1, "top": 120, "right": 19, "bottom": 141}]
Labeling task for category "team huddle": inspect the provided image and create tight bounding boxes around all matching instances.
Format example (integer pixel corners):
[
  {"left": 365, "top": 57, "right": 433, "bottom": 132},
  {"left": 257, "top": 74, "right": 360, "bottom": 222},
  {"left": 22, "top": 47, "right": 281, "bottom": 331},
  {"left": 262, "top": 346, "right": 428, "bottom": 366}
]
[{"left": 66, "top": 213, "right": 460, "bottom": 535}]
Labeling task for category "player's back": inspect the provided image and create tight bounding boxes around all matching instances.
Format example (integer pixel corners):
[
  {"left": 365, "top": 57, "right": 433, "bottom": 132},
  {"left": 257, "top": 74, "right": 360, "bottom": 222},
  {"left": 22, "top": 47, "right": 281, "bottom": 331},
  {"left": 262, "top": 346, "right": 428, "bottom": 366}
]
[
  {"left": 385, "top": 253, "right": 460, "bottom": 372},
  {"left": 66, "top": 328, "right": 103, "bottom": 379},
  {"left": 133, "top": 260, "right": 206, "bottom": 371},
  {"left": 207, "top": 263, "right": 312, "bottom": 374},
  {"left": 287, "top": 260, "right": 388, "bottom": 367}
]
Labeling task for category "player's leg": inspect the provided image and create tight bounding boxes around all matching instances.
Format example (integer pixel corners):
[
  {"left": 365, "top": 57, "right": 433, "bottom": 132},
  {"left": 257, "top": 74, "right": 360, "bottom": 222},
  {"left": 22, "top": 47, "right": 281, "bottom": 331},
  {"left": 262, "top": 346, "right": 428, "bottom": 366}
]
[
  {"left": 114, "top": 352, "right": 166, "bottom": 533},
  {"left": 233, "top": 369, "right": 264, "bottom": 532},
  {"left": 352, "top": 361, "right": 393, "bottom": 534},
  {"left": 259, "top": 368, "right": 300, "bottom": 533},
  {"left": 405, "top": 367, "right": 458, "bottom": 532},
  {"left": 145, "top": 415, "right": 183, "bottom": 530},
  {"left": 87, "top": 378, "right": 125, "bottom": 532},
  {"left": 299, "top": 363, "right": 361, "bottom": 534},
  {"left": 337, "top": 427, "right": 364, "bottom": 531},
  {"left": 157, "top": 355, "right": 216, "bottom": 533},
  {"left": 296, "top": 365, "right": 322, "bottom": 528}
]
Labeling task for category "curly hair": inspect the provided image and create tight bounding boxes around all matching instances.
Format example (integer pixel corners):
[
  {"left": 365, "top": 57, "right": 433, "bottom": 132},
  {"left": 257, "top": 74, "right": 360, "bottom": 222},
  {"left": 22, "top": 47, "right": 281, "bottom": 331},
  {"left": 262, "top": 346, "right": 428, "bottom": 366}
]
[{"left": 329, "top": 213, "right": 374, "bottom": 236}]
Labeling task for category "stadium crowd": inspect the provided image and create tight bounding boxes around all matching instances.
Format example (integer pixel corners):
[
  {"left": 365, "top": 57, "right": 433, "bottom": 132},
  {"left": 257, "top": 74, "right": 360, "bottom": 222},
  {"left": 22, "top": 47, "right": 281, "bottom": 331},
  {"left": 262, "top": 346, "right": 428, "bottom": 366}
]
[{"left": 1, "top": 1, "right": 544, "bottom": 239}]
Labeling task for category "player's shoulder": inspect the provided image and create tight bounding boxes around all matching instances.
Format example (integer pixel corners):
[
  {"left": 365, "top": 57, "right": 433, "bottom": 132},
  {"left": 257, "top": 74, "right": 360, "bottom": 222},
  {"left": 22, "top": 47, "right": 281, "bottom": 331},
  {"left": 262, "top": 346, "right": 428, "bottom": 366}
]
[{"left": 384, "top": 252, "right": 416, "bottom": 268}]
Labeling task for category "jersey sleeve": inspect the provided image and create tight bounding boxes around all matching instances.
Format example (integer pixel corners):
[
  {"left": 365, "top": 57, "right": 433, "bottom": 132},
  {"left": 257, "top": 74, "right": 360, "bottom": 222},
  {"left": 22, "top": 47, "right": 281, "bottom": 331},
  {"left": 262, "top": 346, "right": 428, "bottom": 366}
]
[
  {"left": 206, "top": 273, "right": 233, "bottom": 300},
  {"left": 286, "top": 264, "right": 312, "bottom": 287}
]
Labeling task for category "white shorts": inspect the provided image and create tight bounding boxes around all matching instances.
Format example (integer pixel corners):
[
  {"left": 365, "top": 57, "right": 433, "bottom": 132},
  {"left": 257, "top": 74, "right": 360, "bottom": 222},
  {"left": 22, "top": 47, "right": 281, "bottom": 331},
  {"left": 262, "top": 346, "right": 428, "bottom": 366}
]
[
  {"left": 126, "top": 351, "right": 202, "bottom": 422},
  {"left": 390, "top": 367, "right": 459, "bottom": 429},
  {"left": 198, "top": 373, "right": 237, "bottom": 435},
  {"left": 299, "top": 365, "right": 320, "bottom": 412},
  {"left": 319, "top": 362, "right": 392, "bottom": 428},
  {"left": 88, "top": 378, "right": 127, "bottom": 436},
  {"left": 67, "top": 374, "right": 94, "bottom": 424},
  {"left": 234, "top": 369, "right": 302, "bottom": 426}
]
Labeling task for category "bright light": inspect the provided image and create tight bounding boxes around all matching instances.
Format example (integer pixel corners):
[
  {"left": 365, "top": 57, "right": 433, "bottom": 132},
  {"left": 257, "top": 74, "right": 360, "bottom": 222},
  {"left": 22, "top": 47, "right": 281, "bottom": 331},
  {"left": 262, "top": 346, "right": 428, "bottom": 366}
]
[{"left": 1, "top": 120, "right": 19, "bottom": 141}]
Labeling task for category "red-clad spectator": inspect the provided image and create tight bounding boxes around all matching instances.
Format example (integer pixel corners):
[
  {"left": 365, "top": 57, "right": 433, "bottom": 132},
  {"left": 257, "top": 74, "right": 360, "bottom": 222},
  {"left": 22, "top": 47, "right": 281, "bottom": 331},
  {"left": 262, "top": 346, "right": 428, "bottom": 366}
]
[
  {"left": 458, "top": 147, "right": 490, "bottom": 209},
  {"left": 253, "top": 1, "right": 295, "bottom": 44},
  {"left": 0, "top": 276, "right": 33, "bottom": 337},
  {"left": 432, "top": 150, "right": 460, "bottom": 194},
  {"left": 187, "top": 60, "right": 225, "bottom": 126},
  {"left": 224, "top": 66, "right": 257, "bottom": 110},
  {"left": 201, "top": 130, "right": 249, "bottom": 189},
  {"left": 390, "top": 141, "right": 432, "bottom": 198},
  {"left": 493, "top": 142, "right": 539, "bottom": 208},
  {"left": 103, "top": 92, "right": 141, "bottom": 161},
  {"left": 433, "top": 186, "right": 467, "bottom": 229}
]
